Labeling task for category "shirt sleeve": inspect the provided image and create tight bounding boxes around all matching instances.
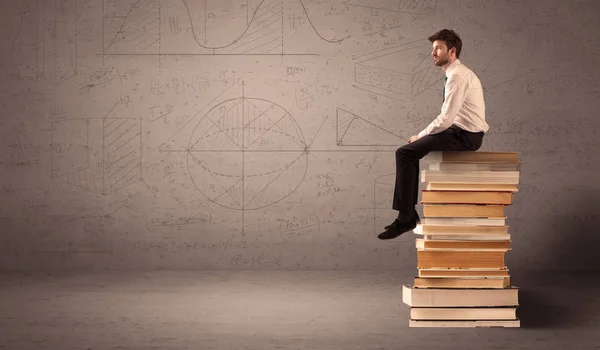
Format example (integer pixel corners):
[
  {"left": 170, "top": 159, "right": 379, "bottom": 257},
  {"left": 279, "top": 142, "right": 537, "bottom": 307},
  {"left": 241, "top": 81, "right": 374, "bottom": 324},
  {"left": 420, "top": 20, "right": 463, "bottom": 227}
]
[{"left": 417, "top": 74, "right": 469, "bottom": 138}]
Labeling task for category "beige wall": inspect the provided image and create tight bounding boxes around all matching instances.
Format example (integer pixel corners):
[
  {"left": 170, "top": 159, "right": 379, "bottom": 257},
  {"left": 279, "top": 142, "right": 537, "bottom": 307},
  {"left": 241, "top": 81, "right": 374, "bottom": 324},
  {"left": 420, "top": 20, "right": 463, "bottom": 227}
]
[{"left": 1, "top": 0, "right": 599, "bottom": 271}]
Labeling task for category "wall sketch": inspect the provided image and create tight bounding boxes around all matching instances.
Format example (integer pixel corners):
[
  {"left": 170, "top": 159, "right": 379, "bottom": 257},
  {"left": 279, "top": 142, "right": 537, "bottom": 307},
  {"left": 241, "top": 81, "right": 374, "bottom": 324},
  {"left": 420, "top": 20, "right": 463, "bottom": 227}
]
[
  {"left": 102, "top": 0, "right": 344, "bottom": 58},
  {"left": 352, "top": 39, "right": 444, "bottom": 99},
  {"left": 336, "top": 107, "right": 405, "bottom": 146},
  {"left": 2, "top": 0, "right": 598, "bottom": 270},
  {"left": 343, "top": 0, "right": 436, "bottom": 16},
  {"left": 10, "top": 0, "right": 79, "bottom": 85},
  {"left": 51, "top": 107, "right": 142, "bottom": 195},
  {"left": 159, "top": 85, "right": 308, "bottom": 210}
]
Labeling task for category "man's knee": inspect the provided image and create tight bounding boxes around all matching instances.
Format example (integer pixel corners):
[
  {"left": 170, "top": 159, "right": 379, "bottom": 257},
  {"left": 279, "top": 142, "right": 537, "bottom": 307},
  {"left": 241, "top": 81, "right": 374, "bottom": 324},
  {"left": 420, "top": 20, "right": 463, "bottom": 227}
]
[{"left": 395, "top": 145, "right": 415, "bottom": 161}]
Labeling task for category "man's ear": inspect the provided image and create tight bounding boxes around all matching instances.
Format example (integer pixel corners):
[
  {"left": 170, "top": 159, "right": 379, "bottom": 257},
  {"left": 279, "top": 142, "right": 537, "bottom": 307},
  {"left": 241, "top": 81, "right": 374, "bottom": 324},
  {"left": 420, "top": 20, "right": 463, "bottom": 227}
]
[{"left": 449, "top": 47, "right": 456, "bottom": 57}]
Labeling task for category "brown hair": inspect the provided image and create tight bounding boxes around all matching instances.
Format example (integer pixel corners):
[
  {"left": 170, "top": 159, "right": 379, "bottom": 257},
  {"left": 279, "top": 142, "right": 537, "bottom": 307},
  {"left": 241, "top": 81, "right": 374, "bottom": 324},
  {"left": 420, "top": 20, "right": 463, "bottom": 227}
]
[{"left": 428, "top": 29, "right": 462, "bottom": 58}]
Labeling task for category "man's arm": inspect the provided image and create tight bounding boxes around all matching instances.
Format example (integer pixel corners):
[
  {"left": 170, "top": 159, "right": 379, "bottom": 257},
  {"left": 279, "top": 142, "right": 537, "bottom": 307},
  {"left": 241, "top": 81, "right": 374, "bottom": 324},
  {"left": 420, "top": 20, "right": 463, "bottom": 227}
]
[{"left": 416, "top": 74, "right": 469, "bottom": 139}]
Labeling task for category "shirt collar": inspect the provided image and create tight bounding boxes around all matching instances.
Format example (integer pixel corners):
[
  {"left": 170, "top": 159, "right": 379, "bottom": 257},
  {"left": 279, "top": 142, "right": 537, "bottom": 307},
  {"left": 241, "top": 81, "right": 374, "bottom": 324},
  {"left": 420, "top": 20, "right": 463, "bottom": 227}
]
[{"left": 446, "top": 59, "right": 461, "bottom": 76}]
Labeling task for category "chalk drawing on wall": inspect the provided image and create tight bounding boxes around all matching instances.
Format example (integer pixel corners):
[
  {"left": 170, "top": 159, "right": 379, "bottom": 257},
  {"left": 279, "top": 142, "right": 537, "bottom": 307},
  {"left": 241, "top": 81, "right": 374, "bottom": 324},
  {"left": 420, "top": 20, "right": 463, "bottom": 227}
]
[
  {"left": 352, "top": 40, "right": 444, "bottom": 99},
  {"left": 343, "top": 0, "right": 437, "bottom": 16},
  {"left": 145, "top": 207, "right": 212, "bottom": 233},
  {"left": 278, "top": 213, "right": 320, "bottom": 244},
  {"left": 336, "top": 107, "right": 405, "bottom": 146},
  {"left": 102, "top": 0, "right": 343, "bottom": 57},
  {"left": 51, "top": 115, "right": 142, "bottom": 195},
  {"left": 160, "top": 96, "right": 308, "bottom": 210},
  {"left": 10, "top": 0, "right": 78, "bottom": 85}
]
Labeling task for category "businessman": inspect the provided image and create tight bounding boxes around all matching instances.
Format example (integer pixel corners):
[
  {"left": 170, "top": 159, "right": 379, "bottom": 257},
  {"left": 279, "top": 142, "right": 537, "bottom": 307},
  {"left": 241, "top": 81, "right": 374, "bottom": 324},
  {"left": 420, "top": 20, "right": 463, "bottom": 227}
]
[{"left": 378, "top": 29, "right": 489, "bottom": 240}]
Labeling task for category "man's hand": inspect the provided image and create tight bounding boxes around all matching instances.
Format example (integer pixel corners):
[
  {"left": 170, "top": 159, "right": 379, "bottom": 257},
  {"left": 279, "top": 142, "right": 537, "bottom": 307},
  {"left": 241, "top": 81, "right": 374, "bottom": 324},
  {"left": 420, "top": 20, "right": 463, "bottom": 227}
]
[{"left": 408, "top": 135, "right": 419, "bottom": 143}]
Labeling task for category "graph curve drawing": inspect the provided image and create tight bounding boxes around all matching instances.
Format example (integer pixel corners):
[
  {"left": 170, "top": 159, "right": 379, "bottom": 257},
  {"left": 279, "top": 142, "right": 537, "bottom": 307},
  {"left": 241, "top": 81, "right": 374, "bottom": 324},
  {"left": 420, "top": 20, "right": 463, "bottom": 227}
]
[
  {"left": 161, "top": 97, "right": 308, "bottom": 210},
  {"left": 336, "top": 107, "right": 405, "bottom": 146},
  {"left": 51, "top": 112, "right": 142, "bottom": 195},
  {"left": 102, "top": 0, "right": 343, "bottom": 56}
]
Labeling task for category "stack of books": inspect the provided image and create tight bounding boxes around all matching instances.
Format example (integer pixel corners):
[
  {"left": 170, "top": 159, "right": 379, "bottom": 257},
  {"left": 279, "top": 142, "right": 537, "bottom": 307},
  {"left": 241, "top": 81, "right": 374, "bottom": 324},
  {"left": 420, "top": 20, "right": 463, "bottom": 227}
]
[{"left": 402, "top": 151, "right": 521, "bottom": 328}]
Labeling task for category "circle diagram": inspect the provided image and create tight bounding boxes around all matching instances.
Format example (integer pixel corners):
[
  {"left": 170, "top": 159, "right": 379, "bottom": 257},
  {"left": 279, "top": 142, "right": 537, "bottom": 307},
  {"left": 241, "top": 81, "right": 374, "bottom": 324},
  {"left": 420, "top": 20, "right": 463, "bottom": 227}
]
[{"left": 186, "top": 98, "right": 308, "bottom": 210}]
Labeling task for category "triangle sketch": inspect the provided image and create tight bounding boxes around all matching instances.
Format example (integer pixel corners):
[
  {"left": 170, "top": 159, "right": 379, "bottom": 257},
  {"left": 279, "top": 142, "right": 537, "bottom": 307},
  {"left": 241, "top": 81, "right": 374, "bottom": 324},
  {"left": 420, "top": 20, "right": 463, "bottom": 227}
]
[{"left": 336, "top": 107, "right": 404, "bottom": 146}]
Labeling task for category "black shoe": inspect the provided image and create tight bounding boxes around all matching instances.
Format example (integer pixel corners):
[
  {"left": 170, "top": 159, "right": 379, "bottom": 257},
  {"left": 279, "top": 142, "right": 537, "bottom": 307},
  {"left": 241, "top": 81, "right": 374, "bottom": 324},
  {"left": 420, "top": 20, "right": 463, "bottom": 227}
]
[
  {"left": 384, "top": 219, "right": 399, "bottom": 230},
  {"left": 378, "top": 217, "right": 418, "bottom": 240},
  {"left": 385, "top": 211, "right": 420, "bottom": 230}
]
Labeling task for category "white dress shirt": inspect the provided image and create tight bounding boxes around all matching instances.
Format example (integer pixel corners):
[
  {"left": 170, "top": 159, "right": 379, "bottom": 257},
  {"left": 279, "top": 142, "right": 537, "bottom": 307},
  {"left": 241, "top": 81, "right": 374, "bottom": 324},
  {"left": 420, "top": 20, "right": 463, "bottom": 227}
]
[{"left": 417, "top": 59, "right": 489, "bottom": 138}]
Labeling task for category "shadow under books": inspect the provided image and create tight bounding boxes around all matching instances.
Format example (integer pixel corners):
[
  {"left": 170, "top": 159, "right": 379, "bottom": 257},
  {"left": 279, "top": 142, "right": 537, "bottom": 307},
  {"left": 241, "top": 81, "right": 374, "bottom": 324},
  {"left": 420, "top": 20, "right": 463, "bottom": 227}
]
[
  {"left": 511, "top": 188, "right": 600, "bottom": 328},
  {"left": 513, "top": 271, "right": 600, "bottom": 329}
]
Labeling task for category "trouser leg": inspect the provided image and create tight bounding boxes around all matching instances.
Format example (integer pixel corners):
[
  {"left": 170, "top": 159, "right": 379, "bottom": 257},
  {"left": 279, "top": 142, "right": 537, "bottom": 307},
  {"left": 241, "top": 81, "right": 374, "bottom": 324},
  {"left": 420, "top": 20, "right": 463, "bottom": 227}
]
[{"left": 392, "top": 125, "right": 484, "bottom": 220}]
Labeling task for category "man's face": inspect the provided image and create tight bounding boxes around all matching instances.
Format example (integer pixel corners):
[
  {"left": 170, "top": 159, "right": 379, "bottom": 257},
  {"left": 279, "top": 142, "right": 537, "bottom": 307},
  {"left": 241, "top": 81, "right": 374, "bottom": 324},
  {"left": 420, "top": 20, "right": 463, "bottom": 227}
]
[{"left": 431, "top": 40, "right": 453, "bottom": 67}]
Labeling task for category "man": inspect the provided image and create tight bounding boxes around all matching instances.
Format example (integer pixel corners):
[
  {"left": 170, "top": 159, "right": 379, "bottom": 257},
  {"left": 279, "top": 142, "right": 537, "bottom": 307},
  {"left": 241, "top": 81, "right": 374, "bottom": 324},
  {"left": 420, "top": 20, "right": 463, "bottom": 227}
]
[{"left": 378, "top": 29, "right": 489, "bottom": 240}]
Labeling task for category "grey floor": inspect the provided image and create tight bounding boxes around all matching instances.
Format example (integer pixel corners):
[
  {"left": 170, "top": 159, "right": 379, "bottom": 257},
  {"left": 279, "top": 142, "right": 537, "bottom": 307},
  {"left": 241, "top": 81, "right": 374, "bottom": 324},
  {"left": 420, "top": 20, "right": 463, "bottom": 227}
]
[{"left": 0, "top": 270, "right": 598, "bottom": 350}]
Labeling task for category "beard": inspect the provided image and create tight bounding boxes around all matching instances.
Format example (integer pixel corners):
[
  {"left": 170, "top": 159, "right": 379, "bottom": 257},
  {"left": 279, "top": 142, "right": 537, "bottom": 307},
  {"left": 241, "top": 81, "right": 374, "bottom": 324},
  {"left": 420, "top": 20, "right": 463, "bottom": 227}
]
[{"left": 434, "top": 55, "right": 450, "bottom": 67}]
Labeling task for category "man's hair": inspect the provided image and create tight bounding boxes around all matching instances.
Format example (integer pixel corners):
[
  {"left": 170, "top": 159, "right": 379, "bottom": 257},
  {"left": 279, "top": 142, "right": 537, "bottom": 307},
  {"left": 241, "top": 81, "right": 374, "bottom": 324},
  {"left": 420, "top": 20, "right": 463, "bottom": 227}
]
[{"left": 428, "top": 29, "right": 462, "bottom": 58}]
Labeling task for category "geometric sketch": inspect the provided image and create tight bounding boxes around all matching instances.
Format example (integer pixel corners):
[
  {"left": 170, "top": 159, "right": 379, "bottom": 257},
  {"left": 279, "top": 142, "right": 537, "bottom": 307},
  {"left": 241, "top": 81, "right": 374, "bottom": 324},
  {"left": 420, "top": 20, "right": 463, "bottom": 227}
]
[
  {"left": 353, "top": 39, "right": 444, "bottom": 99},
  {"left": 102, "top": 0, "right": 161, "bottom": 55},
  {"left": 279, "top": 213, "right": 320, "bottom": 244},
  {"left": 344, "top": 0, "right": 436, "bottom": 16},
  {"left": 51, "top": 117, "right": 142, "bottom": 195},
  {"left": 336, "top": 107, "right": 405, "bottom": 146},
  {"left": 11, "top": 0, "right": 78, "bottom": 85},
  {"left": 102, "top": 0, "right": 343, "bottom": 57},
  {"left": 160, "top": 97, "right": 308, "bottom": 210}
]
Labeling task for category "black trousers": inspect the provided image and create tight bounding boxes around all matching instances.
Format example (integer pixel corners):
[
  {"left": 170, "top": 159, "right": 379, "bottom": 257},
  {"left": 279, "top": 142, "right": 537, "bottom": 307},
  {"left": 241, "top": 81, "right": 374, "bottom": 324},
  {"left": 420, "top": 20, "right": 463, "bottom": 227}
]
[{"left": 393, "top": 124, "right": 485, "bottom": 218}]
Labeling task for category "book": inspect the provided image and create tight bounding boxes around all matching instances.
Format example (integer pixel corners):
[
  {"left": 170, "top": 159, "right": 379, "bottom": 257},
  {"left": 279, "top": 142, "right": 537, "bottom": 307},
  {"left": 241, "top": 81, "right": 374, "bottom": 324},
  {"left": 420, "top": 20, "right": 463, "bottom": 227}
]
[
  {"left": 415, "top": 238, "right": 510, "bottom": 250},
  {"left": 425, "top": 182, "right": 518, "bottom": 192},
  {"left": 418, "top": 268, "right": 509, "bottom": 278},
  {"left": 409, "top": 320, "right": 520, "bottom": 328},
  {"left": 421, "top": 190, "right": 513, "bottom": 205},
  {"left": 417, "top": 250, "right": 506, "bottom": 269},
  {"left": 402, "top": 285, "right": 519, "bottom": 307},
  {"left": 421, "top": 170, "right": 520, "bottom": 184},
  {"left": 419, "top": 217, "right": 506, "bottom": 226},
  {"left": 427, "top": 162, "right": 520, "bottom": 171},
  {"left": 413, "top": 276, "right": 511, "bottom": 289},
  {"left": 413, "top": 224, "right": 509, "bottom": 236},
  {"left": 410, "top": 307, "right": 517, "bottom": 320},
  {"left": 423, "top": 234, "right": 511, "bottom": 241},
  {"left": 422, "top": 151, "right": 519, "bottom": 164},
  {"left": 423, "top": 204, "right": 505, "bottom": 218}
]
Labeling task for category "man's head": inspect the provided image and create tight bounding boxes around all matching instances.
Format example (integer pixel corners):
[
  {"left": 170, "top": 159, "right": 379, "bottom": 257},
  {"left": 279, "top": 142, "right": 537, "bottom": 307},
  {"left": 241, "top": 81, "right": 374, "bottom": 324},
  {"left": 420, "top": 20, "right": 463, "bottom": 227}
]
[{"left": 428, "top": 29, "right": 462, "bottom": 68}]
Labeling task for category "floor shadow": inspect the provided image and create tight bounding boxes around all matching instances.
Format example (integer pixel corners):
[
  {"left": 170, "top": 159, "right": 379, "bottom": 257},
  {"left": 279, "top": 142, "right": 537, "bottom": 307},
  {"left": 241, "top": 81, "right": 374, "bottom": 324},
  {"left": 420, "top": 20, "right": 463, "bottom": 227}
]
[
  {"left": 545, "top": 188, "right": 600, "bottom": 270},
  {"left": 511, "top": 271, "right": 600, "bottom": 329}
]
